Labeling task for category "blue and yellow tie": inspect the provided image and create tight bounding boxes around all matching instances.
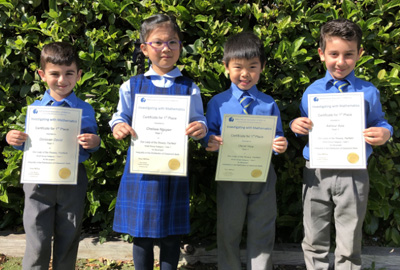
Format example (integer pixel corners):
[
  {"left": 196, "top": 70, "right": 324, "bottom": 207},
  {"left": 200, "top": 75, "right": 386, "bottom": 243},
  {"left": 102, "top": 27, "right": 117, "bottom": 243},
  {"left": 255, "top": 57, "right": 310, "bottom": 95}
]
[
  {"left": 333, "top": 80, "right": 349, "bottom": 93},
  {"left": 239, "top": 92, "right": 253, "bottom": 115},
  {"left": 49, "top": 100, "right": 66, "bottom": 106}
]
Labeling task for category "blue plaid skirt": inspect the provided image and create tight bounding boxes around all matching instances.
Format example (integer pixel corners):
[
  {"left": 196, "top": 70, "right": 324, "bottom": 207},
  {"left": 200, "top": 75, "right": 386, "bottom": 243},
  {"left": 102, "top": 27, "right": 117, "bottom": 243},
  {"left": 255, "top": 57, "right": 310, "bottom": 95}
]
[{"left": 113, "top": 149, "right": 190, "bottom": 238}]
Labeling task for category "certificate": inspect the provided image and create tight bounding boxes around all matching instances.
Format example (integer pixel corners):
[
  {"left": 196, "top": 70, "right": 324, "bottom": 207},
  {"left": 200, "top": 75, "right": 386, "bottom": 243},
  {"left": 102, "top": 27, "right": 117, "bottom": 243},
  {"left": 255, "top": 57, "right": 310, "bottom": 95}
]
[
  {"left": 308, "top": 92, "right": 366, "bottom": 169},
  {"left": 130, "top": 94, "right": 190, "bottom": 176},
  {"left": 216, "top": 114, "right": 277, "bottom": 182},
  {"left": 21, "top": 106, "right": 82, "bottom": 184}
]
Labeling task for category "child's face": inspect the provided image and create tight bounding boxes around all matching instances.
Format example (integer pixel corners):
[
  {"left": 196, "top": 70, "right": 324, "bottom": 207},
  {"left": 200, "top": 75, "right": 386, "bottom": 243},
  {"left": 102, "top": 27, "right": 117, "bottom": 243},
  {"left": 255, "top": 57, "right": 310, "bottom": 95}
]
[
  {"left": 318, "top": 36, "right": 362, "bottom": 80},
  {"left": 224, "top": 57, "right": 264, "bottom": 90},
  {"left": 38, "top": 62, "right": 82, "bottom": 101},
  {"left": 140, "top": 23, "right": 181, "bottom": 76}
]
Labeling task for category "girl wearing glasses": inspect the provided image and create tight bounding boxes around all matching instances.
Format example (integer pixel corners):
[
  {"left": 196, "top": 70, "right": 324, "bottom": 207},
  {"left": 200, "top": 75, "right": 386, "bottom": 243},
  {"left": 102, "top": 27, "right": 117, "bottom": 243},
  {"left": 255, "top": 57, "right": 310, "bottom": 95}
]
[{"left": 109, "top": 14, "right": 207, "bottom": 270}]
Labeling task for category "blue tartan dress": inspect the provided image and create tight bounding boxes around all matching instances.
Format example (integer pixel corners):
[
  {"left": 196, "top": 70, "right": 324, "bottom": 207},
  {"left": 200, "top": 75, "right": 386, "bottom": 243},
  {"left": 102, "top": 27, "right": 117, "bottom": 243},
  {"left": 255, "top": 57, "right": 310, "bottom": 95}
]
[{"left": 113, "top": 74, "right": 192, "bottom": 238}]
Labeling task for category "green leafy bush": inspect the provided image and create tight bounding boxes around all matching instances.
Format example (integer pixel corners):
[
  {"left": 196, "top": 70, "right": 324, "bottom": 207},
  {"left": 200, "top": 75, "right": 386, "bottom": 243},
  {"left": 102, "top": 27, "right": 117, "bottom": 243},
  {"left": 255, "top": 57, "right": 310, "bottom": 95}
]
[{"left": 1, "top": 0, "right": 399, "bottom": 246}]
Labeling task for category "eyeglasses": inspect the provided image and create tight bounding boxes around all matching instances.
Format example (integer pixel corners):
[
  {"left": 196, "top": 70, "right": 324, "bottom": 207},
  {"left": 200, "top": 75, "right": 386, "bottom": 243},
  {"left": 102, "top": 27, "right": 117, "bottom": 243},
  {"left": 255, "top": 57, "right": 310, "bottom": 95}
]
[{"left": 144, "top": 40, "right": 182, "bottom": 51}]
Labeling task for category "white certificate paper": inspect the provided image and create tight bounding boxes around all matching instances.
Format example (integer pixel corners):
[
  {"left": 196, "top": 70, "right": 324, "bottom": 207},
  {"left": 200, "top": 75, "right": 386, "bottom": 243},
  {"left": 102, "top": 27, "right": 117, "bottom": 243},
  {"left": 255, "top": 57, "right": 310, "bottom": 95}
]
[
  {"left": 130, "top": 94, "right": 190, "bottom": 176},
  {"left": 21, "top": 106, "right": 82, "bottom": 184},
  {"left": 216, "top": 114, "right": 277, "bottom": 182},
  {"left": 308, "top": 92, "right": 366, "bottom": 169}
]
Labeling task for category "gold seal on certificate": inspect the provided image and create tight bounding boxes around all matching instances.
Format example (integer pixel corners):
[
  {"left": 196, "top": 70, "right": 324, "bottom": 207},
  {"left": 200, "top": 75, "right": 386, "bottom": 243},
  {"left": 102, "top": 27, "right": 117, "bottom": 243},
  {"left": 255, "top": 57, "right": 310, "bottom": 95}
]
[
  {"left": 251, "top": 169, "right": 262, "bottom": 178},
  {"left": 59, "top": 168, "right": 72, "bottom": 179},
  {"left": 21, "top": 106, "right": 82, "bottom": 185},
  {"left": 168, "top": 159, "right": 181, "bottom": 170},
  {"left": 308, "top": 92, "right": 366, "bottom": 169},
  {"left": 347, "top": 153, "right": 359, "bottom": 164},
  {"left": 216, "top": 114, "right": 277, "bottom": 182},
  {"left": 130, "top": 94, "right": 190, "bottom": 176}
]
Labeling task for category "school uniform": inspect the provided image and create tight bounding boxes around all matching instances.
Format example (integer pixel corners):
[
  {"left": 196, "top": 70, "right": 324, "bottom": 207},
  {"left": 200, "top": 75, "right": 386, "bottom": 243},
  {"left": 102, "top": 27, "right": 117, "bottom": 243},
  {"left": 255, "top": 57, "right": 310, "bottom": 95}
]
[
  {"left": 109, "top": 67, "right": 207, "bottom": 269},
  {"left": 14, "top": 90, "right": 99, "bottom": 270},
  {"left": 204, "top": 83, "right": 284, "bottom": 270},
  {"left": 294, "top": 71, "right": 393, "bottom": 269}
]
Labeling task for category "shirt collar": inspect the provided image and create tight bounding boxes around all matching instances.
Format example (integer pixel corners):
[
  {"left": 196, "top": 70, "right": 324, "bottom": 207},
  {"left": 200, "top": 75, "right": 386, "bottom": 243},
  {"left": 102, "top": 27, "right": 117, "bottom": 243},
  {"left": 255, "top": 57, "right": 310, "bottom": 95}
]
[
  {"left": 144, "top": 66, "right": 182, "bottom": 79},
  {"left": 323, "top": 70, "right": 356, "bottom": 89},
  {"left": 42, "top": 90, "right": 78, "bottom": 107},
  {"left": 230, "top": 82, "right": 258, "bottom": 100}
]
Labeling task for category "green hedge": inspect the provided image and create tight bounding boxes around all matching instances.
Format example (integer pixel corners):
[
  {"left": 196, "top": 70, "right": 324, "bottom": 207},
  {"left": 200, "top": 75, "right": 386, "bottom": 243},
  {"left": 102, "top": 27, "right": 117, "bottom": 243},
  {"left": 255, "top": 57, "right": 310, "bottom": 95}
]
[{"left": 1, "top": 0, "right": 400, "bottom": 245}]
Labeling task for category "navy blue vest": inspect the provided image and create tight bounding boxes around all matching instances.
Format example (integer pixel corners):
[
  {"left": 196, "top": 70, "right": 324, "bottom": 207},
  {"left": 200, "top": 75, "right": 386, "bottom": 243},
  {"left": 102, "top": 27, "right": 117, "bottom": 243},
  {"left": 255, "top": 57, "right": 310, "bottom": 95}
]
[{"left": 129, "top": 74, "right": 193, "bottom": 106}]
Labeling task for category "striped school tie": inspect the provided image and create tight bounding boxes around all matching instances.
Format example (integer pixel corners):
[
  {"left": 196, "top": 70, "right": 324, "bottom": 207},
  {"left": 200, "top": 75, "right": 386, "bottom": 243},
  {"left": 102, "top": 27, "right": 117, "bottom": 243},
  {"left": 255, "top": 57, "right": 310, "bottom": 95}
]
[
  {"left": 333, "top": 80, "right": 349, "bottom": 93},
  {"left": 239, "top": 91, "right": 253, "bottom": 115},
  {"left": 49, "top": 100, "right": 66, "bottom": 106}
]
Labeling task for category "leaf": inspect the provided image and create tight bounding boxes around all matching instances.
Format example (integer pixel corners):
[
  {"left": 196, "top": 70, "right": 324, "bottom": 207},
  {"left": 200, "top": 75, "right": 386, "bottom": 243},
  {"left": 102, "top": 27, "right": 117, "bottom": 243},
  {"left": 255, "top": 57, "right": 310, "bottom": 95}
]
[
  {"left": 364, "top": 214, "right": 379, "bottom": 235},
  {"left": 108, "top": 197, "right": 116, "bottom": 211},
  {"left": 274, "top": 41, "right": 286, "bottom": 60},
  {"left": 291, "top": 37, "right": 305, "bottom": 54},
  {"left": 19, "top": 85, "right": 31, "bottom": 98},
  {"left": 80, "top": 72, "right": 96, "bottom": 84},
  {"left": 0, "top": 0, "right": 13, "bottom": 9},
  {"left": 47, "top": 9, "right": 59, "bottom": 19},
  {"left": 99, "top": 0, "right": 119, "bottom": 13},
  {"left": 307, "top": 13, "right": 328, "bottom": 23},
  {"left": 281, "top": 77, "right": 293, "bottom": 85},
  {"left": 377, "top": 69, "right": 386, "bottom": 80},
  {"left": 356, "top": 55, "right": 373, "bottom": 68},
  {"left": 365, "top": 17, "right": 382, "bottom": 30},
  {"left": 0, "top": 185, "right": 9, "bottom": 203},
  {"left": 49, "top": 0, "right": 57, "bottom": 11},
  {"left": 30, "top": 83, "right": 41, "bottom": 93},
  {"left": 383, "top": 0, "right": 400, "bottom": 11},
  {"left": 195, "top": 15, "right": 208, "bottom": 23},
  {"left": 390, "top": 228, "right": 400, "bottom": 245},
  {"left": 277, "top": 16, "right": 291, "bottom": 32}
]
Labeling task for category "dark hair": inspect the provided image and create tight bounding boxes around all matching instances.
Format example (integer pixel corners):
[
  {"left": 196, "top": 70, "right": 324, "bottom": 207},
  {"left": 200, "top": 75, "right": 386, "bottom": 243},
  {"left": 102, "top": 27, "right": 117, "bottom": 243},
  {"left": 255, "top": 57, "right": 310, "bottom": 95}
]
[
  {"left": 319, "top": 19, "right": 362, "bottom": 52},
  {"left": 139, "top": 14, "right": 183, "bottom": 43},
  {"left": 40, "top": 42, "right": 80, "bottom": 71},
  {"left": 223, "top": 32, "right": 266, "bottom": 67},
  {"left": 134, "top": 14, "right": 183, "bottom": 74}
]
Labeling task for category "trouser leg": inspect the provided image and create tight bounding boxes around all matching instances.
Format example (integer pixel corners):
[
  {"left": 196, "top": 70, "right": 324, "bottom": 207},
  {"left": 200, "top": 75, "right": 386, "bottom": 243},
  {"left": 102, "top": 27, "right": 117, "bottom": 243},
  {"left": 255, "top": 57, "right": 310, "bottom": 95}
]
[
  {"left": 246, "top": 166, "right": 277, "bottom": 270},
  {"left": 217, "top": 181, "right": 248, "bottom": 270},
  {"left": 22, "top": 184, "right": 56, "bottom": 270},
  {"left": 302, "top": 166, "right": 333, "bottom": 270},
  {"left": 333, "top": 170, "right": 369, "bottom": 270},
  {"left": 52, "top": 164, "right": 88, "bottom": 270}
]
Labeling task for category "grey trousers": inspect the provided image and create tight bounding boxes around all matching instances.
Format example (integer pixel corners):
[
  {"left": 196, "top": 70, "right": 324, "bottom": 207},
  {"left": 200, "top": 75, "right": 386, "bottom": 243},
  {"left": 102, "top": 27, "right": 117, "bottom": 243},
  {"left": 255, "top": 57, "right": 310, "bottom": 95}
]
[
  {"left": 302, "top": 163, "right": 369, "bottom": 270},
  {"left": 22, "top": 164, "right": 88, "bottom": 270},
  {"left": 217, "top": 165, "right": 277, "bottom": 270}
]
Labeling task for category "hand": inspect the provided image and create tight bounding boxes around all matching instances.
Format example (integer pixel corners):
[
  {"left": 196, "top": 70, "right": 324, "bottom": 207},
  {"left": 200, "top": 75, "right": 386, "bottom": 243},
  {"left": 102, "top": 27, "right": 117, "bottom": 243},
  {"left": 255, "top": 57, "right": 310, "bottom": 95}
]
[
  {"left": 273, "top": 136, "right": 288, "bottom": 154},
  {"left": 206, "top": 135, "right": 223, "bottom": 152},
  {"left": 291, "top": 117, "right": 313, "bottom": 135},
  {"left": 186, "top": 121, "right": 207, "bottom": 140},
  {"left": 113, "top": 122, "right": 136, "bottom": 140},
  {"left": 78, "top": 133, "right": 101, "bottom": 149},
  {"left": 6, "top": 130, "right": 28, "bottom": 146},
  {"left": 363, "top": 127, "right": 391, "bottom": 146}
]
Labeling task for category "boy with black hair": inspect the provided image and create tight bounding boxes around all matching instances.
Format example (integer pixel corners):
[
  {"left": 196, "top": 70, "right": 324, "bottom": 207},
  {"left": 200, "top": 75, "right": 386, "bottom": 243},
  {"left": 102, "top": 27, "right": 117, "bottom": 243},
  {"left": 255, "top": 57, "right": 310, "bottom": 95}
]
[
  {"left": 6, "top": 42, "right": 100, "bottom": 270},
  {"left": 290, "top": 19, "right": 392, "bottom": 269},
  {"left": 204, "top": 32, "right": 287, "bottom": 270}
]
